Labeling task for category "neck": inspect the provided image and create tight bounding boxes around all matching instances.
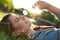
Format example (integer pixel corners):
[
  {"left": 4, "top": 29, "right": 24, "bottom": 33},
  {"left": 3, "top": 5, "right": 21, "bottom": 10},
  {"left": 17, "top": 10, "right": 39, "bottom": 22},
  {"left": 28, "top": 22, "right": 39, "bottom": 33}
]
[{"left": 26, "top": 28, "right": 36, "bottom": 36}]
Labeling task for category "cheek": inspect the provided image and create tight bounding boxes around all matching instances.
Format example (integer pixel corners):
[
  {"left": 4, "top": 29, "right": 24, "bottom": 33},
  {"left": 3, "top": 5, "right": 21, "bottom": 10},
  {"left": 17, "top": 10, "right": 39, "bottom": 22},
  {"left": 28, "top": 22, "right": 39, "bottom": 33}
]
[
  {"left": 17, "top": 20, "right": 25, "bottom": 27},
  {"left": 13, "top": 22, "right": 22, "bottom": 29}
]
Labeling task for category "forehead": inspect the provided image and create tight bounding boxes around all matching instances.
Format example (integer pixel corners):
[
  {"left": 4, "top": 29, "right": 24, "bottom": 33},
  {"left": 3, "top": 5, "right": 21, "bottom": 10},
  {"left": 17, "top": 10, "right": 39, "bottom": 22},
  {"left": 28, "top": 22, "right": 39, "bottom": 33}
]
[
  {"left": 8, "top": 14, "right": 19, "bottom": 23},
  {"left": 9, "top": 14, "right": 18, "bottom": 19}
]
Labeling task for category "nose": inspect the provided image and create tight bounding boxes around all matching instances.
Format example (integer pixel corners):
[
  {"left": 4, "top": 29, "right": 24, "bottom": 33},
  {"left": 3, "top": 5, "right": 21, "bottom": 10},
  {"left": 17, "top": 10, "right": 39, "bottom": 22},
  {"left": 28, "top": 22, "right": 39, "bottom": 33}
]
[{"left": 19, "top": 15, "right": 26, "bottom": 20}]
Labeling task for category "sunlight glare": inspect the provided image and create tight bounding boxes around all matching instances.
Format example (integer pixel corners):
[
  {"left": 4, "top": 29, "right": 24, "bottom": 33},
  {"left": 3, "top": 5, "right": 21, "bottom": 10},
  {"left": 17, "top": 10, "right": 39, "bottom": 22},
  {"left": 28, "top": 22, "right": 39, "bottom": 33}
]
[
  {"left": 29, "top": 18, "right": 35, "bottom": 22},
  {"left": 13, "top": 0, "right": 38, "bottom": 9},
  {"left": 29, "top": 7, "right": 42, "bottom": 14},
  {"left": 13, "top": 0, "right": 41, "bottom": 14}
]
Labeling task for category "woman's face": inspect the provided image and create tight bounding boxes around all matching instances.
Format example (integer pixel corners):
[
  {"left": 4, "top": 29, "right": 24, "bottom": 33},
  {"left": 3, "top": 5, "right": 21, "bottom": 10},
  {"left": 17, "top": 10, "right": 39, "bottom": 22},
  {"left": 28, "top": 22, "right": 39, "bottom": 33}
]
[{"left": 8, "top": 14, "right": 31, "bottom": 35}]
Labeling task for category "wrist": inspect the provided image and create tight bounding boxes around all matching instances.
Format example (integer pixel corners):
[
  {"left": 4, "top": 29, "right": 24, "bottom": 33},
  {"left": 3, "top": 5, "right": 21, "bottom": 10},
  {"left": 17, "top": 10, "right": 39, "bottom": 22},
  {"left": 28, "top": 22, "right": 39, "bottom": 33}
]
[{"left": 45, "top": 3, "right": 50, "bottom": 9}]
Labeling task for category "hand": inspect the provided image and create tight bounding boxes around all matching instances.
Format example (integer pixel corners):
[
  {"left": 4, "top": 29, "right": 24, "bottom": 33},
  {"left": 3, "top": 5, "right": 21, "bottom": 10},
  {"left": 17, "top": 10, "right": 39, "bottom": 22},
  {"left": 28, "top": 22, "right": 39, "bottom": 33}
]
[{"left": 32, "top": 1, "right": 49, "bottom": 9}]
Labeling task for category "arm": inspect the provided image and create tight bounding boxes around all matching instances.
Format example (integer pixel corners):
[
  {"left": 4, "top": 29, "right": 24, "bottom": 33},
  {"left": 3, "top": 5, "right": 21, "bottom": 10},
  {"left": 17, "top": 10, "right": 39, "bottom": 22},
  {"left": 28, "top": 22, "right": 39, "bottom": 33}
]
[
  {"left": 33, "top": 1, "right": 60, "bottom": 19},
  {"left": 45, "top": 2, "right": 60, "bottom": 15}
]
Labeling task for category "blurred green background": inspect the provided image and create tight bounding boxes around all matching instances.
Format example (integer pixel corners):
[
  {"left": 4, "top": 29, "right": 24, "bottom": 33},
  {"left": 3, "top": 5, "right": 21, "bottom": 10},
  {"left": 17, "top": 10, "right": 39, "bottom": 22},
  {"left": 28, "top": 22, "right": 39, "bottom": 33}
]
[{"left": 0, "top": 0, "right": 60, "bottom": 40}]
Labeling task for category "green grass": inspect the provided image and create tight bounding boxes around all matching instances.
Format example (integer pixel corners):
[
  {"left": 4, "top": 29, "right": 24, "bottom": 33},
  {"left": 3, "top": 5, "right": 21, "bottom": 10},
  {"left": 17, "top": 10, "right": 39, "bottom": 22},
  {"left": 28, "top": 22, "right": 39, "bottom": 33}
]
[{"left": 0, "top": 11, "right": 5, "bottom": 20}]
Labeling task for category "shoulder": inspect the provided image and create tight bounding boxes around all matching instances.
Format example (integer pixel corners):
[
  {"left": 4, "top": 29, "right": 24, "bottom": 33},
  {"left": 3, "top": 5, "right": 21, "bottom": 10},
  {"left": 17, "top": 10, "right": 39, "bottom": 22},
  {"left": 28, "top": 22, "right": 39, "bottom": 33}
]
[{"left": 33, "top": 28, "right": 59, "bottom": 40}]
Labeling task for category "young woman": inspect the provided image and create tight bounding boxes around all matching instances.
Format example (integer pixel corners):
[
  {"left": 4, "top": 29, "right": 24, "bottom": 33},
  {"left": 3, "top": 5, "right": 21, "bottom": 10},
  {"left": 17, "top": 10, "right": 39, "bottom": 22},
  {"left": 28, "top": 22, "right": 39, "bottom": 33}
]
[
  {"left": 0, "top": 13, "right": 59, "bottom": 40},
  {"left": 0, "top": 1, "right": 60, "bottom": 40}
]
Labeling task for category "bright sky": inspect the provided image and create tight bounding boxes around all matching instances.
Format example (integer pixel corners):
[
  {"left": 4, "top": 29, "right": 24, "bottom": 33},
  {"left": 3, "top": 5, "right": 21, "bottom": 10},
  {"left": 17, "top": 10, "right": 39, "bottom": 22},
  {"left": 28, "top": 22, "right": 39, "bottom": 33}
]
[
  {"left": 13, "top": 0, "right": 60, "bottom": 9},
  {"left": 12, "top": 0, "right": 60, "bottom": 14},
  {"left": 13, "top": 0, "right": 38, "bottom": 9}
]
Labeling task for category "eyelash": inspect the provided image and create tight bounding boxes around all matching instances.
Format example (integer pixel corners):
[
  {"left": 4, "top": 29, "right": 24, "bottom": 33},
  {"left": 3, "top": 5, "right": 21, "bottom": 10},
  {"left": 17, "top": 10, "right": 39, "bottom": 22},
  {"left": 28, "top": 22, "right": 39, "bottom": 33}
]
[{"left": 16, "top": 18, "right": 20, "bottom": 22}]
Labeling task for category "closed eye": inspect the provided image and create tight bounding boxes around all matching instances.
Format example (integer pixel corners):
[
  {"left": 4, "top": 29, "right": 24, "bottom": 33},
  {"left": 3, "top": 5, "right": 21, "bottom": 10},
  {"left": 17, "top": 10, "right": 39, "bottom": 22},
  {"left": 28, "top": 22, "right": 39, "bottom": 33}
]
[{"left": 15, "top": 17, "right": 20, "bottom": 22}]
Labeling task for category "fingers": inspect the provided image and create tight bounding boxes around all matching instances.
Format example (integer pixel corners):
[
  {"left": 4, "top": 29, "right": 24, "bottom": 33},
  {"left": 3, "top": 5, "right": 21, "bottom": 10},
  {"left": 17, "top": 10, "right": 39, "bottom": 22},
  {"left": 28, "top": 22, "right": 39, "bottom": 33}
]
[
  {"left": 32, "top": 2, "right": 40, "bottom": 9},
  {"left": 32, "top": 1, "right": 47, "bottom": 9},
  {"left": 32, "top": 4, "right": 36, "bottom": 8},
  {"left": 32, "top": 1, "right": 43, "bottom": 9}
]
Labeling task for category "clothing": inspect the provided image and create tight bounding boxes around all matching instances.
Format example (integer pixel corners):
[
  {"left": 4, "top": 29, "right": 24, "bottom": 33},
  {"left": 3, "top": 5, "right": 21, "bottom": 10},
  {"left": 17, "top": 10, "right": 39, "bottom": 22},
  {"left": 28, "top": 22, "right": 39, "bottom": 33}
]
[{"left": 31, "top": 28, "right": 60, "bottom": 40}]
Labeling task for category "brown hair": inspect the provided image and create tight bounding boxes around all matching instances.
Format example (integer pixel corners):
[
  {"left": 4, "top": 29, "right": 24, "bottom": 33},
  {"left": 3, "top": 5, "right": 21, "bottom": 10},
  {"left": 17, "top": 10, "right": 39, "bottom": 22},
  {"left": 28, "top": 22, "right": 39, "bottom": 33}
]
[{"left": 0, "top": 14, "right": 14, "bottom": 35}]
